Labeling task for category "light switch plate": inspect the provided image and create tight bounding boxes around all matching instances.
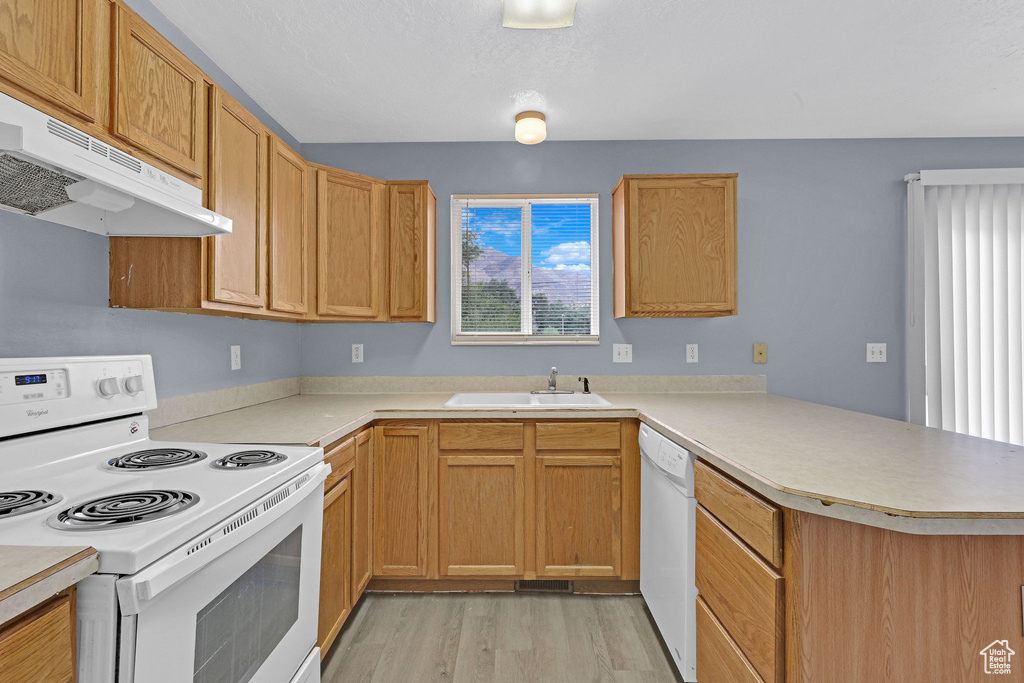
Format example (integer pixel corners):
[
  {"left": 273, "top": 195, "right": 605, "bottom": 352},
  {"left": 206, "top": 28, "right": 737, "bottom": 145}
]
[
  {"left": 352, "top": 344, "right": 364, "bottom": 363},
  {"left": 230, "top": 345, "right": 241, "bottom": 371},
  {"left": 867, "top": 343, "right": 886, "bottom": 363},
  {"left": 754, "top": 343, "right": 767, "bottom": 364},
  {"left": 613, "top": 344, "right": 632, "bottom": 363}
]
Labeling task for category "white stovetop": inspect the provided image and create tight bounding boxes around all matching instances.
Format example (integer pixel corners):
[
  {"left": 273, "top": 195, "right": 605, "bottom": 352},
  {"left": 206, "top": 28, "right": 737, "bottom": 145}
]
[{"left": 0, "top": 417, "right": 322, "bottom": 575}]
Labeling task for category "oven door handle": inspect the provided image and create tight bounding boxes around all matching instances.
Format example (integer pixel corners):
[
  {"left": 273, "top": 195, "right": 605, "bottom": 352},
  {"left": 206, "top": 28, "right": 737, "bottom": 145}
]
[{"left": 115, "top": 461, "right": 329, "bottom": 615}]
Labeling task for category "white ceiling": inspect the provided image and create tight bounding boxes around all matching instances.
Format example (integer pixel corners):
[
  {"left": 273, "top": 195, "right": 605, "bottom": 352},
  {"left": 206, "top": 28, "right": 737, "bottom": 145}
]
[{"left": 148, "top": 0, "right": 1024, "bottom": 143}]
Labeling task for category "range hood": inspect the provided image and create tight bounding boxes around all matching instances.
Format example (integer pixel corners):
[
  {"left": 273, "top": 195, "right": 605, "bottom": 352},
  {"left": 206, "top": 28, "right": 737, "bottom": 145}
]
[{"left": 0, "top": 91, "right": 231, "bottom": 237}]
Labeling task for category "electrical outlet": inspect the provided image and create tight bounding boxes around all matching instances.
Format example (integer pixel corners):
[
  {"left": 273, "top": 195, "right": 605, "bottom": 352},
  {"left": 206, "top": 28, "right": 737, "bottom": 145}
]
[
  {"left": 352, "top": 344, "right": 364, "bottom": 363},
  {"left": 686, "top": 344, "right": 698, "bottom": 363},
  {"left": 613, "top": 344, "right": 633, "bottom": 363},
  {"left": 753, "top": 343, "right": 767, "bottom": 364},
  {"left": 230, "top": 345, "right": 241, "bottom": 371},
  {"left": 867, "top": 343, "right": 886, "bottom": 363}
]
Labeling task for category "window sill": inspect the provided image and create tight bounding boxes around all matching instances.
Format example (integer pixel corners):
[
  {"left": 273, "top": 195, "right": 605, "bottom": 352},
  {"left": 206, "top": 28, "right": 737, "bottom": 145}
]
[{"left": 451, "top": 334, "right": 600, "bottom": 346}]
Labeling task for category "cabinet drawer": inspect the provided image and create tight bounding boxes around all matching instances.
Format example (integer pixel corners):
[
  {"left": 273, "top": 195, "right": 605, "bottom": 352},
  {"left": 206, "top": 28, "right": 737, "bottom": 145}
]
[
  {"left": 536, "top": 422, "right": 620, "bottom": 450},
  {"left": 0, "top": 593, "right": 74, "bottom": 683},
  {"left": 694, "top": 460, "right": 782, "bottom": 567},
  {"left": 697, "top": 596, "right": 765, "bottom": 683},
  {"left": 439, "top": 423, "right": 524, "bottom": 450},
  {"left": 324, "top": 436, "right": 355, "bottom": 491},
  {"left": 695, "top": 506, "right": 783, "bottom": 683}
]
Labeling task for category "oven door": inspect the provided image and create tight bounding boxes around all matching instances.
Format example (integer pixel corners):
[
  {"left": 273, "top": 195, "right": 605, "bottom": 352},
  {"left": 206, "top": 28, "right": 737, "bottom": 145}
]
[{"left": 114, "top": 464, "right": 327, "bottom": 683}]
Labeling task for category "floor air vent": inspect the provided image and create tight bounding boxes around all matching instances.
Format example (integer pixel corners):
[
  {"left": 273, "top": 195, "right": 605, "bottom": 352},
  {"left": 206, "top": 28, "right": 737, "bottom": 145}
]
[{"left": 514, "top": 580, "right": 572, "bottom": 594}]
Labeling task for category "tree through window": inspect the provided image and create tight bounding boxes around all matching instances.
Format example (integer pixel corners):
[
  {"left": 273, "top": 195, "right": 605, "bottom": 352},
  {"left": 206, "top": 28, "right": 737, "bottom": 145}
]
[{"left": 452, "top": 196, "right": 599, "bottom": 344}]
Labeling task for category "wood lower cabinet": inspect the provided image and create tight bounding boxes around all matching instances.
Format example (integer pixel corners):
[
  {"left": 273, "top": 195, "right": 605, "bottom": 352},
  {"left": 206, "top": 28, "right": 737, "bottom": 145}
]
[
  {"left": 536, "top": 455, "right": 621, "bottom": 577},
  {"left": 350, "top": 427, "right": 373, "bottom": 596},
  {"left": 112, "top": 3, "right": 206, "bottom": 178},
  {"left": 0, "top": 0, "right": 97, "bottom": 122},
  {"left": 317, "top": 427, "right": 373, "bottom": 658},
  {"left": 388, "top": 181, "right": 436, "bottom": 322},
  {"left": 315, "top": 168, "right": 386, "bottom": 320},
  {"left": 439, "top": 455, "right": 525, "bottom": 576},
  {"left": 206, "top": 85, "right": 267, "bottom": 309},
  {"left": 0, "top": 588, "right": 76, "bottom": 682},
  {"left": 368, "top": 419, "right": 638, "bottom": 588},
  {"left": 318, "top": 471, "right": 351, "bottom": 655},
  {"left": 267, "top": 136, "right": 309, "bottom": 315},
  {"left": 373, "top": 425, "right": 429, "bottom": 576},
  {"left": 613, "top": 174, "right": 738, "bottom": 318}
]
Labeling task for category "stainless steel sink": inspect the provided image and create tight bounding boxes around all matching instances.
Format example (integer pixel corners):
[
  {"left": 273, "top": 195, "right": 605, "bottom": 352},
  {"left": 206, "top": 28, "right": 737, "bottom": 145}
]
[{"left": 443, "top": 392, "right": 612, "bottom": 408}]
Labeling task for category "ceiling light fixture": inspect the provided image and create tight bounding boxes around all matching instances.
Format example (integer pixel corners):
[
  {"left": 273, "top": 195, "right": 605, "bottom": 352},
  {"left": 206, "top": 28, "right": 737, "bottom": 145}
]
[
  {"left": 515, "top": 111, "right": 547, "bottom": 145},
  {"left": 502, "top": 0, "right": 576, "bottom": 29}
]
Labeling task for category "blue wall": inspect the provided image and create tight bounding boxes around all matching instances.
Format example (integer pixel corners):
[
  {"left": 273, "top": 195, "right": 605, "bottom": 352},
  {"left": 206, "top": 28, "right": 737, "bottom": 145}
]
[
  {"left": 301, "top": 138, "right": 1024, "bottom": 421},
  {"left": 0, "top": 214, "right": 302, "bottom": 399}
]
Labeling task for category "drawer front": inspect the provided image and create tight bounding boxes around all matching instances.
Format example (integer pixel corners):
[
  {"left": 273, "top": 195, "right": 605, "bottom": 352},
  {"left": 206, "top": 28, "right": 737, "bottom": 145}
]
[
  {"left": 536, "top": 422, "right": 620, "bottom": 450},
  {"left": 695, "top": 505, "right": 783, "bottom": 683},
  {"left": 694, "top": 460, "right": 782, "bottom": 567},
  {"left": 324, "top": 436, "right": 355, "bottom": 491},
  {"left": 439, "top": 423, "right": 524, "bottom": 450},
  {"left": 0, "top": 593, "right": 74, "bottom": 683},
  {"left": 697, "top": 596, "right": 766, "bottom": 683}
]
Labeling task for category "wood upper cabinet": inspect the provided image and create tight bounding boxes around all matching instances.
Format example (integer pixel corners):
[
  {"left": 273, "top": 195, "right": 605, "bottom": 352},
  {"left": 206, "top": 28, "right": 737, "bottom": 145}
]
[
  {"left": 373, "top": 425, "right": 429, "bottom": 576},
  {"left": 206, "top": 86, "right": 267, "bottom": 308},
  {"left": 267, "top": 136, "right": 309, "bottom": 315},
  {"left": 112, "top": 3, "right": 205, "bottom": 177},
  {"left": 613, "top": 174, "right": 738, "bottom": 318},
  {"left": 536, "top": 454, "right": 622, "bottom": 577},
  {"left": 318, "top": 472, "right": 352, "bottom": 656},
  {"left": 388, "top": 181, "right": 436, "bottom": 322},
  {"left": 0, "top": 589, "right": 76, "bottom": 683},
  {"left": 351, "top": 427, "right": 373, "bottom": 598},
  {"left": 315, "top": 168, "right": 386, "bottom": 320},
  {"left": 0, "top": 0, "right": 97, "bottom": 121}
]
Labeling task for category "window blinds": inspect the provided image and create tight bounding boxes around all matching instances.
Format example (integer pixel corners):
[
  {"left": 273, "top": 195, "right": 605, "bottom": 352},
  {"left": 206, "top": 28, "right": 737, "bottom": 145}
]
[
  {"left": 907, "top": 170, "right": 1024, "bottom": 445},
  {"left": 452, "top": 196, "right": 599, "bottom": 344}
]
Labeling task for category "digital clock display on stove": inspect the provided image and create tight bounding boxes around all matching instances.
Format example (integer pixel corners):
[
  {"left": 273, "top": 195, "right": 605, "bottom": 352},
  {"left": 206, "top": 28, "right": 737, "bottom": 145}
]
[{"left": 15, "top": 374, "right": 47, "bottom": 386}]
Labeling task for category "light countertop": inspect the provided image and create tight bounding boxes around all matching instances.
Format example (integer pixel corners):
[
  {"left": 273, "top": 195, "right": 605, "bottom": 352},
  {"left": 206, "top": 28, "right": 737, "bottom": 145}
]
[
  {"left": 152, "top": 391, "right": 1024, "bottom": 534},
  {"left": 0, "top": 546, "right": 97, "bottom": 625}
]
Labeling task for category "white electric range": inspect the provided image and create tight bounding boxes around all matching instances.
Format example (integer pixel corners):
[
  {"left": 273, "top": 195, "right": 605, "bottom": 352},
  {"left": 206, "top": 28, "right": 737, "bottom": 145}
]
[{"left": 0, "top": 355, "right": 327, "bottom": 683}]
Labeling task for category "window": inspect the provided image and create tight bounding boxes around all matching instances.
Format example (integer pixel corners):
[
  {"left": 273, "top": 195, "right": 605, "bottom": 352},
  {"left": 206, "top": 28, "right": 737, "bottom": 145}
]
[
  {"left": 906, "top": 169, "right": 1024, "bottom": 446},
  {"left": 451, "top": 195, "right": 599, "bottom": 344}
]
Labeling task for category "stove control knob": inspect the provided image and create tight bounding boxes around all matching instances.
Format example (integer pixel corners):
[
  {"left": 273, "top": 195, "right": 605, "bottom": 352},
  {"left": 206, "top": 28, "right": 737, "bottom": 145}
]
[
  {"left": 96, "top": 377, "right": 121, "bottom": 399},
  {"left": 122, "top": 374, "right": 144, "bottom": 396}
]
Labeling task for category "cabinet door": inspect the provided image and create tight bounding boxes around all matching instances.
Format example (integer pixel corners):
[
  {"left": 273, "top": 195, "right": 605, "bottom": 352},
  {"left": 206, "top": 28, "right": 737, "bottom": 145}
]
[
  {"left": 536, "top": 455, "right": 621, "bottom": 576},
  {"left": 207, "top": 86, "right": 266, "bottom": 308},
  {"left": 0, "top": 590, "right": 75, "bottom": 682},
  {"left": 388, "top": 182, "right": 436, "bottom": 321},
  {"left": 316, "top": 169, "right": 385, "bottom": 319},
  {"left": 620, "top": 175, "right": 737, "bottom": 317},
  {"left": 0, "top": 0, "right": 96, "bottom": 121},
  {"left": 267, "top": 137, "right": 308, "bottom": 314},
  {"left": 439, "top": 455, "right": 524, "bottom": 576},
  {"left": 351, "top": 427, "right": 373, "bottom": 599},
  {"left": 112, "top": 5, "right": 205, "bottom": 177},
  {"left": 373, "top": 425, "right": 429, "bottom": 576},
  {"left": 318, "top": 475, "right": 351, "bottom": 656}
]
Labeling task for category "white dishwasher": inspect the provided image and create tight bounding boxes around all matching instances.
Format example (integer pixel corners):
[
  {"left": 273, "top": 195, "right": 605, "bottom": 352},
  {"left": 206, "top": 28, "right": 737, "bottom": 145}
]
[{"left": 639, "top": 423, "right": 697, "bottom": 682}]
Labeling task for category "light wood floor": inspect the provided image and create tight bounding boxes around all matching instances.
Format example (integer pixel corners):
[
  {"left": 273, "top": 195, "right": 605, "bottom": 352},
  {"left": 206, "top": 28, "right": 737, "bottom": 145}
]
[{"left": 321, "top": 593, "right": 683, "bottom": 683}]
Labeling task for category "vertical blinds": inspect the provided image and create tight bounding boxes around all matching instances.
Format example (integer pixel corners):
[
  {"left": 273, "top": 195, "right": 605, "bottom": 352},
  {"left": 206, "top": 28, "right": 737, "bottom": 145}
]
[
  {"left": 453, "top": 197, "right": 599, "bottom": 343},
  {"left": 908, "top": 170, "right": 1024, "bottom": 445}
]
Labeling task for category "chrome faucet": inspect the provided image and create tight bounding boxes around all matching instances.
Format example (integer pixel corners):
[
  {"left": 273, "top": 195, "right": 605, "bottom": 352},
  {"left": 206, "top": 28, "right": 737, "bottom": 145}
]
[
  {"left": 548, "top": 367, "right": 558, "bottom": 391},
  {"left": 531, "top": 367, "right": 572, "bottom": 394}
]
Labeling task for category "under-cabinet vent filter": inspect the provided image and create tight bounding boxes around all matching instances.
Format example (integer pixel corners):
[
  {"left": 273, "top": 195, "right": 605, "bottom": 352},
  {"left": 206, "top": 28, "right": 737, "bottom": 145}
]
[
  {"left": 514, "top": 580, "right": 573, "bottom": 594},
  {"left": 0, "top": 153, "right": 77, "bottom": 214}
]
